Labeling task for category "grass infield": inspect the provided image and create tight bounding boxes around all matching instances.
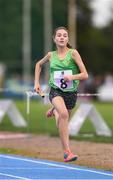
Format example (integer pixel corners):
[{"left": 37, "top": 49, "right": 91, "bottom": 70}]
[{"left": 0, "top": 99, "right": 112, "bottom": 143}]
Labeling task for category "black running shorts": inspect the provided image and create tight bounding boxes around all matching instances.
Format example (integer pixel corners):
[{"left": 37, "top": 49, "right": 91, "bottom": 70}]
[{"left": 49, "top": 87, "right": 77, "bottom": 110}]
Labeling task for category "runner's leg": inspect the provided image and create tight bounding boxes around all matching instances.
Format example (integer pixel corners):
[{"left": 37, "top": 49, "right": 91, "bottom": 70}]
[{"left": 51, "top": 96, "right": 70, "bottom": 152}]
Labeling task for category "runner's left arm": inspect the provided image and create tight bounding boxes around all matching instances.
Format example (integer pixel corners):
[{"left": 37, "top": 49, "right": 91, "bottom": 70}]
[{"left": 64, "top": 49, "right": 88, "bottom": 81}]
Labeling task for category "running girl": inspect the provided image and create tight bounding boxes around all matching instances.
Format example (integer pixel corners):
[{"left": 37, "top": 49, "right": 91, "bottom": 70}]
[{"left": 34, "top": 27, "right": 88, "bottom": 162}]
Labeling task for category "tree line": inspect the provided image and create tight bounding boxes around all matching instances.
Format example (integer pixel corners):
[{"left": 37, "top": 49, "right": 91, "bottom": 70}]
[{"left": 0, "top": 0, "right": 113, "bottom": 76}]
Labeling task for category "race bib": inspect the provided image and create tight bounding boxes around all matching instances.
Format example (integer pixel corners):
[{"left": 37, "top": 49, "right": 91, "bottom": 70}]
[{"left": 53, "top": 70, "right": 73, "bottom": 90}]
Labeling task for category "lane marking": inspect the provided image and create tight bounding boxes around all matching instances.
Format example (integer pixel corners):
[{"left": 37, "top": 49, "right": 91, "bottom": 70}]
[
  {"left": 0, "top": 167, "right": 65, "bottom": 169},
  {"left": 0, "top": 172, "right": 31, "bottom": 180},
  {"left": 0, "top": 154, "right": 113, "bottom": 177}
]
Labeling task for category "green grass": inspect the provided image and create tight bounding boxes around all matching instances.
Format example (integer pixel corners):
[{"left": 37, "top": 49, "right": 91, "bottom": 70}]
[
  {"left": 0, "top": 148, "right": 40, "bottom": 158},
  {"left": 0, "top": 98, "right": 113, "bottom": 143}
]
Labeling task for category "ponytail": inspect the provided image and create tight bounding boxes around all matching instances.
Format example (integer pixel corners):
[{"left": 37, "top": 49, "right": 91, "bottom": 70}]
[{"left": 67, "top": 43, "right": 72, "bottom": 48}]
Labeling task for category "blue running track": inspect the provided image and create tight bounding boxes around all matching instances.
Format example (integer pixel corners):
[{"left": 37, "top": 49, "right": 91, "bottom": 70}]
[{"left": 0, "top": 154, "right": 113, "bottom": 179}]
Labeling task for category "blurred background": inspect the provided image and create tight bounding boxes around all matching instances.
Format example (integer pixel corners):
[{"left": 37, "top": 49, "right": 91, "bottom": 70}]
[
  {"left": 0, "top": 0, "right": 113, "bottom": 140},
  {"left": 0, "top": 0, "right": 113, "bottom": 99}
]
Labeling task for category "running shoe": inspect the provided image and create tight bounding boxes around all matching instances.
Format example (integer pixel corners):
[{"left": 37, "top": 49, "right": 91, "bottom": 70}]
[
  {"left": 46, "top": 107, "right": 55, "bottom": 118},
  {"left": 64, "top": 150, "right": 78, "bottom": 162}
]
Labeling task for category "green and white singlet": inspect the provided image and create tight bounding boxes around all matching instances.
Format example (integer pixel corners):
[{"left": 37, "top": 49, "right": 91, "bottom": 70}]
[{"left": 49, "top": 49, "right": 80, "bottom": 92}]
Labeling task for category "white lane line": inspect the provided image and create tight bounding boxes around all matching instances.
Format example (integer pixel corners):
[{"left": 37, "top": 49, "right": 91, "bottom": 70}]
[
  {"left": 0, "top": 154, "right": 113, "bottom": 177},
  {"left": 0, "top": 172, "right": 31, "bottom": 180},
  {"left": 0, "top": 167, "right": 65, "bottom": 169}
]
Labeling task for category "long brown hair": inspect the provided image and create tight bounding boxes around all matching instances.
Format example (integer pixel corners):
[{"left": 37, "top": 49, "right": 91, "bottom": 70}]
[{"left": 53, "top": 26, "right": 72, "bottom": 48}]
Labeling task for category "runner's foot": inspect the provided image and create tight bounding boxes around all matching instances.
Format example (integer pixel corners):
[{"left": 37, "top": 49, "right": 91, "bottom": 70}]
[
  {"left": 64, "top": 150, "right": 78, "bottom": 162},
  {"left": 46, "top": 107, "right": 55, "bottom": 118}
]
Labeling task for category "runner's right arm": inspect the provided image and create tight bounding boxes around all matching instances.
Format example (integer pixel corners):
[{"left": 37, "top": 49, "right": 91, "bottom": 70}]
[{"left": 34, "top": 52, "right": 51, "bottom": 93}]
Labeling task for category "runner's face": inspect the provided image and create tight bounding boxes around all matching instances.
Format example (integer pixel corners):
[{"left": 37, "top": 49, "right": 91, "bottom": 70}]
[{"left": 54, "top": 29, "right": 69, "bottom": 47}]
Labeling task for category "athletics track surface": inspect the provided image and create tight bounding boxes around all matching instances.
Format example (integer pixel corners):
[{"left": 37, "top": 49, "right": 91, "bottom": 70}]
[{"left": 0, "top": 154, "right": 113, "bottom": 179}]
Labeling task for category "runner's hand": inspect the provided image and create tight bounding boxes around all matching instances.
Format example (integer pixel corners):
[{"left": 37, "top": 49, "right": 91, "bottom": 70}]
[
  {"left": 63, "top": 74, "right": 74, "bottom": 81},
  {"left": 34, "top": 83, "right": 41, "bottom": 94}
]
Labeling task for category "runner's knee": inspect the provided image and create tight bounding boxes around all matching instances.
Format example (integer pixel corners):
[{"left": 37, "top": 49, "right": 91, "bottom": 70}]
[{"left": 59, "top": 110, "right": 69, "bottom": 120}]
